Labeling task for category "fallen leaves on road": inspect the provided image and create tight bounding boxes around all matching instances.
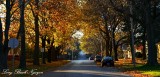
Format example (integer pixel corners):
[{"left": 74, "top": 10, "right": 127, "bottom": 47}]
[{"left": 124, "top": 71, "right": 153, "bottom": 77}]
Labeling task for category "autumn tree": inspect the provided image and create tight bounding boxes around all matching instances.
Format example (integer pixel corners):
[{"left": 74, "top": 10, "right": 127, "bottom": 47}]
[
  {"left": 0, "top": 0, "right": 17, "bottom": 71},
  {"left": 28, "top": 0, "right": 40, "bottom": 65},
  {"left": 25, "top": 0, "right": 82, "bottom": 62},
  {"left": 81, "top": 0, "right": 124, "bottom": 58},
  {"left": 144, "top": 0, "right": 159, "bottom": 65},
  {"left": 110, "top": 0, "right": 160, "bottom": 65}
]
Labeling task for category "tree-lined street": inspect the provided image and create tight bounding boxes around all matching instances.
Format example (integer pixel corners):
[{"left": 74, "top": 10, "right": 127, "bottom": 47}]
[{"left": 0, "top": 0, "right": 160, "bottom": 76}]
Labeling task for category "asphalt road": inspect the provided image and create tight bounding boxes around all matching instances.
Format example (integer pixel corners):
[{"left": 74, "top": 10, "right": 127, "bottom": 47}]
[{"left": 39, "top": 60, "right": 132, "bottom": 77}]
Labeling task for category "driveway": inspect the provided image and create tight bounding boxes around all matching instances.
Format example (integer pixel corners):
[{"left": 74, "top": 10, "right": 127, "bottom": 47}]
[{"left": 39, "top": 60, "right": 132, "bottom": 77}]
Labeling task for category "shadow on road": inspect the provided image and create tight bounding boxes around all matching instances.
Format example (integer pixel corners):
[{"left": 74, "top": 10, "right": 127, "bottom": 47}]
[{"left": 39, "top": 60, "right": 132, "bottom": 77}]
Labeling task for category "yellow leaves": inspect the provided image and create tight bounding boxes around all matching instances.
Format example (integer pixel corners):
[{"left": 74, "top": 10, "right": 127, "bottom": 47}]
[
  {"left": 35, "top": 0, "right": 79, "bottom": 47},
  {"left": 9, "top": 22, "right": 19, "bottom": 38},
  {"left": 53, "top": 22, "right": 72, "bottom": 46},
  {"left": 8, "top": 0, "right": 86, "bottom": 49}
]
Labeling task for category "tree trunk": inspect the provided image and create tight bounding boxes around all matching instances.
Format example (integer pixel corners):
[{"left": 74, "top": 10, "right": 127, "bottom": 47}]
[
  {"left": 0, "top": 52, "right": 8, "bottom": 71},
  {"left": 41, "top": 36, "right": 46, "bottom": 64},
  {"left": 144, "top": 0, "right": 158, "bottom": 65},
  {"left": 113, "top": 33, "right": 118, "bottom": 61},
  {"left": 47, "top": 40, "right": 54, "bottom": 63},
  {"left": 109, "top": 40, "right": 112, "bottom": 56},
  {"left": 102, "top": 14, "right": 110, "bottom": 56},
  {"left": 33, "top": 15, "right": 40, "bottom": 65},
  {"left": 130, "top": 32, "right": 136, "bottom": 66},
  {"left": 142, "top": 26, "right": 146, "bottom": 60},
  {"left": 0, "top": 0, "right": 12, "bottom": 71},
  {"left": 130, "top": 1, "right": 136, "bottom": 67},
  {"left": 55, "top": 46, "right": 61, "bottom": 60},
  {"left": 52, "top": 46, "right": 56, "bottom": 61},
  {"left": 0, "top": 18, "right": 3, "bottom": 71},
  {"left": 52, "top": 46, "right": 60, "bottom": 61},
  {"left": 47, "top": 48, "right": 52, "bottom": 63},
  {"left": 105, "top": 38, "right": 110, "bottom": 56},
  {"left": 19, "top": 0, "right": 26, "bottom": 69},
  {"left": 33, "top": 0, "right": 40, "bottom": 65},
  {"left": 114, "top": 45, "right": 118, "bottom": 61}
]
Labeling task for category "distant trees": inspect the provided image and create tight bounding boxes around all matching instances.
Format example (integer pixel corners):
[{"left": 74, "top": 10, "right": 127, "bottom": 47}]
[{"left": 81, "top": 0, "right": 125, "bottom": 59}]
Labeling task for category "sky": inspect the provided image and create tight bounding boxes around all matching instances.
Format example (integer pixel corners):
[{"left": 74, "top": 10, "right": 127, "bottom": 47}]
[
  {"left": 0, "top": 3, "right": 5, "bottom": 18},
  {"left": 72, "top": 31, "right": 84, "bottom": 39}
]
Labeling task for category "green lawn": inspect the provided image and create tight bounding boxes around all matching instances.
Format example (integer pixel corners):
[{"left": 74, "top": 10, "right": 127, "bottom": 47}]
[
  {"left": 136, "top": 65, "right": 160, "bottom": 76},
  {"left": 116, "top": 59, "right": 160, "bottom": 77}
]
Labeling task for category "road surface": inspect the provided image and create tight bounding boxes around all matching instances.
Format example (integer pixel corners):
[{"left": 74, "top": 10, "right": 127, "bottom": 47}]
[{"left": 39, "top": 60, "right": 132, "bottom": 77}]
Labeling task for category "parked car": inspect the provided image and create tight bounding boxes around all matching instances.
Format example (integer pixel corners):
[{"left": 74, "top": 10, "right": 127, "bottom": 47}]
[
  {"left": 101, "top": 56, "right": 114, "bottom": 67},
  {"left": 89, "top": 56, "right": 94, "bottom": 60},
  {"left": 94, "top": 55, "right": 102, "bottom": 62}
]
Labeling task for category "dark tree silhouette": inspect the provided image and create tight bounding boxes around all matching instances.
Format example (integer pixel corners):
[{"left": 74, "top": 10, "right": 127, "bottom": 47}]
[{"left": 19, "top": 0, "right": 26, "bottom": 69}]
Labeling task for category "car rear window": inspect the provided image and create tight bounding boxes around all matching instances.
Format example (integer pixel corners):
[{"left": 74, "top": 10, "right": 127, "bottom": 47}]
[
  {"left": 96, "top": 56, "right": 102, "bottom": 58},
  {"left": 104, "top": 57, "right": 113, "bottom": 60}
]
